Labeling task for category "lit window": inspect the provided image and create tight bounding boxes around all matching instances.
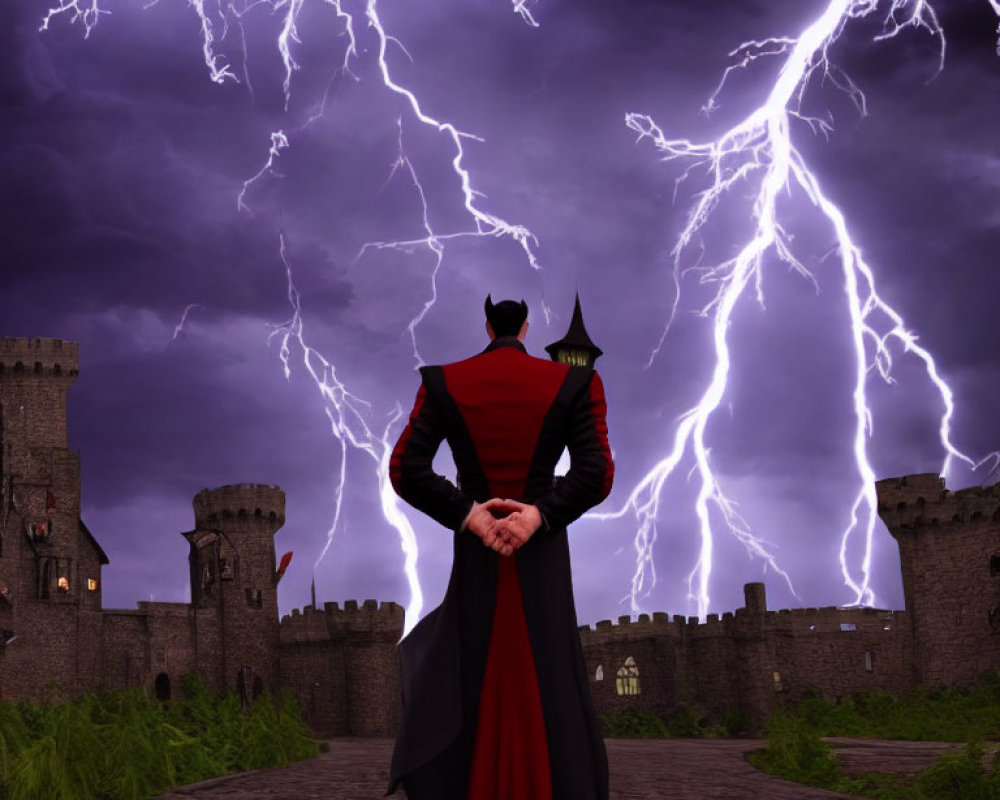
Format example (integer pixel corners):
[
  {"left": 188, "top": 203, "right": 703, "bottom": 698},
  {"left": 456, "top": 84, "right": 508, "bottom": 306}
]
[
  {"left": 57, "top": 576, "right": 69, "bottom": 593},
  {"left": 87, "top": 578, "right": 98, "bottom": 591},
  {"left": 595, "top": 664, "right": 604, "bottom": 682},
  {"left": 616, "top": 656, "right": 640, "bottom": 696}
]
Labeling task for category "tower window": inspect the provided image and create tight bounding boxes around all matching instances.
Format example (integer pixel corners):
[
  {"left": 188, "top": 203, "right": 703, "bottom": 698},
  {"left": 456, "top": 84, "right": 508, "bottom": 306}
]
[
  {"left": 595, "top": 664, "right": 604, "bottom": 682},
  {"left": 865, "top": 650, "right": 874, "bottom": 672},
  {"left": 28, "top": 520, "right": 50, "bottom": 542}
]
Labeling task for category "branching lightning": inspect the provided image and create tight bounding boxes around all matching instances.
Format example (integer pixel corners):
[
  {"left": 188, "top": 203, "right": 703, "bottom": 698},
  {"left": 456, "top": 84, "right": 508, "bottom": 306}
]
[
  {"left": 39, "top": 0, "right": 1000, "bottom": 629},
  {"left": 268, "top": 233, "right": 424, "bottom": 632},
  {"left": 595, "top": 0, "right": 999, "bottom": 618},
  {"left": 39, "top": 0, "right": 541, "bottom": 632}
]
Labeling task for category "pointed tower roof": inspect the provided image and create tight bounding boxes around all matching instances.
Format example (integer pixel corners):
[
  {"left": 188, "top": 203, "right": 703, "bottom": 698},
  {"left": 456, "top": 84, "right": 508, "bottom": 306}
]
[{"left": 545, "top": 293, "right": 603, "bottom": 365}]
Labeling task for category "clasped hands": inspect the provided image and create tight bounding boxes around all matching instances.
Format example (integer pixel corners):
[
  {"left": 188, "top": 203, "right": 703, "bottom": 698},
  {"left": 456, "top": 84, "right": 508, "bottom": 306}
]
[{"left": 464, "top": 498, "right": 542, "bottom": 557}]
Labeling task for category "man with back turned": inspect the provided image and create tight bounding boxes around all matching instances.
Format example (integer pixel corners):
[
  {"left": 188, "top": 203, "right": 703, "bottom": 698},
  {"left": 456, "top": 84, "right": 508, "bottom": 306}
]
[{"left": 387, "top": 295, "right": 614, "bottom": 800}]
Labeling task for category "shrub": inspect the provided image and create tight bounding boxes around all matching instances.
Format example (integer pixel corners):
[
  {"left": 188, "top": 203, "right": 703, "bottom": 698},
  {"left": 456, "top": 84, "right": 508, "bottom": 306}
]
[
  {"left": 599, "top": 708, "right": 670, "bottom": 738},
  {"left": 747, "top": 712, "right": 841, "bottom": 788}
]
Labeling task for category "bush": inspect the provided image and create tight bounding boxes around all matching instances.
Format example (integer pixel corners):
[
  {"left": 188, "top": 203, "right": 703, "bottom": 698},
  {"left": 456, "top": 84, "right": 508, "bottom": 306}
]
[
  {"left": 916, "top": 742, "right": 1000, "bottom": 800},
  {"left": 747, "top": 712, "right": 841, "bottom": 788},
  {"left": 599, "top": 708, "right": 670, "bottom": 738}
]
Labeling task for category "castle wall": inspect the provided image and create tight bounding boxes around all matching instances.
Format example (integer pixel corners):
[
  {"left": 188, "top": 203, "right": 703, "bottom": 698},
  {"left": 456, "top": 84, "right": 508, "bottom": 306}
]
[
  {"left": 7, "top": 335, "right": 1000, "bottom": 741},
  {"left": 580, "top": 613, "right": 682, "bottom": 721},
  {"left": 579, "top": 584, "right": 917, "bottom": 729},
  {"left": 279, "top": 599, "right": 403, "bottom": 737}
]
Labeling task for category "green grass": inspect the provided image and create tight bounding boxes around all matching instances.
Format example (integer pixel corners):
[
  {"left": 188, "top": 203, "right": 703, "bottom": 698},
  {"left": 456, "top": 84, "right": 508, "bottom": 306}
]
[
  {"left": 0, "top": 674, "right": 320, "bottom": 800},
  {"left": 748, "top": 680, "right": 1000, "bottom": 799}
]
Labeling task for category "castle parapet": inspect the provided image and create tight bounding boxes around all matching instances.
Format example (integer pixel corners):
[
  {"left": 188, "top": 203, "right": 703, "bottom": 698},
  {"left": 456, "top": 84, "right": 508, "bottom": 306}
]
[
  {"left": 0, "top": 338, "right": 79, "bottom": 380},
  {"left": 877, "top": 473, "right": 1000, "bottom": 532},
  {"left": 279, "top": 599, "right": 404, "bottom": 643},
  {"left": 193, "top": 484, "right": 286, "bottom": 529}
]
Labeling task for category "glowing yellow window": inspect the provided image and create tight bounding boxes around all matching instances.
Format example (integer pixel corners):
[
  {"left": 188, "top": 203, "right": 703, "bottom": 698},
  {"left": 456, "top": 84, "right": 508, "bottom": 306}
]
[
  {"left": 87, "top": 578, "right": 98, "bottom": 591},
  {"left": 616, "top": 656, "right": 640, "bottom": 696}
]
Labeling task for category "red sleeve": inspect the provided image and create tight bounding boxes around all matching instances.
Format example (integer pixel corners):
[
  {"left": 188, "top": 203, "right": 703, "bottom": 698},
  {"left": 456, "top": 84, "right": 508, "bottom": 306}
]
[{"left": 390, "top": 381, "right": 475, "bottom": 531}]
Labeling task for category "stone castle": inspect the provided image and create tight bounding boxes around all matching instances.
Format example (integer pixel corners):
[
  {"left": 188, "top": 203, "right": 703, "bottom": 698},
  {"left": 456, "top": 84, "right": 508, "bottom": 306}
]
[{"left": 0, "top": 336, "right": 995, "bottom": 735}]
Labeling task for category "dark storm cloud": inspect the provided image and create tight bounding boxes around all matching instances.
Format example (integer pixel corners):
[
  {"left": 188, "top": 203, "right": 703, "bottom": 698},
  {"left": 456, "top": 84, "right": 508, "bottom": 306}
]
[{"left": 4, "top": 0, "right": 1000, "bottom": 623}]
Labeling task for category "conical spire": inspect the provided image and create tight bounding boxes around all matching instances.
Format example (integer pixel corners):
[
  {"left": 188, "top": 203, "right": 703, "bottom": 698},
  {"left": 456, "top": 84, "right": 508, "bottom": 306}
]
[{"left": 545, "top": 293, "right": 603, "bottom": 367}]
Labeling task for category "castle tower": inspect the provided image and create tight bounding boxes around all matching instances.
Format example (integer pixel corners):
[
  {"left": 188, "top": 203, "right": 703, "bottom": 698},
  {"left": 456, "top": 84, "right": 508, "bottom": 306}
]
[
  {"left": 0, "top": 338, "right": 108, "bottom": 700},
  {"left": 184, "top": 484, "right": 285, "bottom": 699},
  {"left": 876, "top": 472, "right": 1000, "bottom": 685}
]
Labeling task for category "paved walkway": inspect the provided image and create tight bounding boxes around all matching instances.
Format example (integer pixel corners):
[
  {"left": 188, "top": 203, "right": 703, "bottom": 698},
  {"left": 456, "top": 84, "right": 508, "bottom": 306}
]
[{"left": 156, "top": 738, "right": 962, "bottom": 800}]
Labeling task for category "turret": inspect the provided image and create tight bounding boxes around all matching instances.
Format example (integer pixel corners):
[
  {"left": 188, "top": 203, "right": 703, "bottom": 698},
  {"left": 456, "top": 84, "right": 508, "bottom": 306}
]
[
  {"left": 0, "top": 338, "right": 79, "bottom": 465},
  {"left": 876, "top": 473, "right": 1000, "bottom": 685},
  {"left": 545, "top": 294, "right": 604, "bottom": 368},
  {"left": 184, "top": 484, "right": 286, "bottom": 699}
]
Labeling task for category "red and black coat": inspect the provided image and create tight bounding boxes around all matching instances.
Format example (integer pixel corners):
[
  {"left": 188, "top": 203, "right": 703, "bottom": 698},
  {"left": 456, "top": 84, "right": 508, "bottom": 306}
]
[{"left": 387, "top": 336, "right": 614, "bottom": 800}]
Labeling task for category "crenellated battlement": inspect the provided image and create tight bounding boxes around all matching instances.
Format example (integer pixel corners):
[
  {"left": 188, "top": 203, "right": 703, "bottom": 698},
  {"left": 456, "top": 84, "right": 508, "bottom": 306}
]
[
  {"left": 578, "top": 591, "right": 902, "bottom": 645},
  {"left": 193, "top": 484, "right": 286, "bottom": 529},
  {"left": 0, "top": 338, "right": 79, "bottom": 380},
  {"left": 877, "top": 473, "right": 1000, "bottom": 532},
  {"left": 279, "top": 598, "right": 404, "bottom": 644}
]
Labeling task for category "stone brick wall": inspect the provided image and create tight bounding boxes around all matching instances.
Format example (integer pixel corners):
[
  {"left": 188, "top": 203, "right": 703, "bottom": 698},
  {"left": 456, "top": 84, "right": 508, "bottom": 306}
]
[
  {"left": 189, "top": 485, "right": 285, "bottom": 698},
  {"left": 580, "top": 583, "right": 916, "bottom": 727},
  {"left": 279, "top": 599, "right": 404, "bottom": 737},
  {"left": 878, "top": 473, "right": 1000, "bottom": 686}
]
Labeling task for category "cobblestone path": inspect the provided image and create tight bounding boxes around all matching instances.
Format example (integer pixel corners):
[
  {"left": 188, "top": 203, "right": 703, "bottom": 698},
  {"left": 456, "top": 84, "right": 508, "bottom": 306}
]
[{"left": 156, "top": 737, "right": 959, "bottom": 799}]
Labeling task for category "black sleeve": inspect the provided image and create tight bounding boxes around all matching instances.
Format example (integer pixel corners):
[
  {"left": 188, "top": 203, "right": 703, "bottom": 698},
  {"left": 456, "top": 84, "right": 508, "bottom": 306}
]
[
  {"left": 389, "top": 381, "right": 475, "bottom": 532},
  {"left": 534, "top": 370, "right": 614, "bottom": 532}
]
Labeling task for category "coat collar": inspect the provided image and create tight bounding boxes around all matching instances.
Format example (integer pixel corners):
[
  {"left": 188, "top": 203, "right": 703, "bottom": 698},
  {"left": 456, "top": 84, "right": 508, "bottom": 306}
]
[{"left": 482, "top": 336, "right": 527, "bottom": 354}]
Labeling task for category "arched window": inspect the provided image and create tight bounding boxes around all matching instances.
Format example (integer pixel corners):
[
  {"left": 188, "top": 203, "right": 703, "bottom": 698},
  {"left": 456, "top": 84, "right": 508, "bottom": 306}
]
[
  {"left": 595, "top": 664, "right": 604, "bottom": 682},
  {"left": 616, "top": 656, "right": 640, "bottom": 696},
  {"left": 154, "top": 672, "right": 171, "bottom": 701}
]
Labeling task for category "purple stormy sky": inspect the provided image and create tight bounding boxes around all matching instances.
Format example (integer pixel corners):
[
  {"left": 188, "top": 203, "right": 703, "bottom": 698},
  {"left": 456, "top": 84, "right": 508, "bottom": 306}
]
[{"left": 2, "top": 0, "right": 999, "bottom": 630}]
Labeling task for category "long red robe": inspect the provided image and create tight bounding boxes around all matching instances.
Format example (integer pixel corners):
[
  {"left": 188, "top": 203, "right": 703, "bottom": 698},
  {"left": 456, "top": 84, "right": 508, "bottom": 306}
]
[{"left": 387, "top": 336, "right": 614, "bottom": 800}]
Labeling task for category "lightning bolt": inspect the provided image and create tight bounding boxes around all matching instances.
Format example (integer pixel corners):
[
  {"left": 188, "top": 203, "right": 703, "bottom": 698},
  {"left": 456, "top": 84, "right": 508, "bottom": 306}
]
[
  {"left": 237, "top": 0, "right": 542, "bottom": 630},
  {"left": 169, "top": 303, "right": 203, "bottom": 342},
  {"left": 595, "top": 0, "right": 999, "bottom": 619},
  {"left": 40, "top": 0, "right": 998, "bottom": 629},
  {"left": 40, "top": 0, "right": 543, "bottom": 632},
  {"left": 269, "top": 233, "right": 424, "bottom": 633}
]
